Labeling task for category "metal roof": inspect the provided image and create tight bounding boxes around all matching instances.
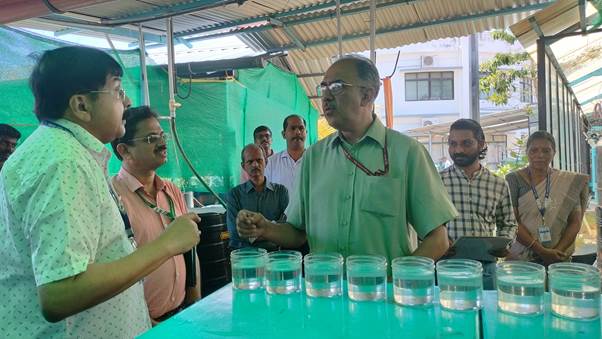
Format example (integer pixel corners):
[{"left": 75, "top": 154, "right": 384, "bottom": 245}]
[
  {"left": 510, "top": 0, "right": 602, "bottom": 115},
  {"left": 405, "top": 106, "right": 533, "bottom": 137},
  {"left": 5, "top": 0, "right": 556, "bottom": 110}
]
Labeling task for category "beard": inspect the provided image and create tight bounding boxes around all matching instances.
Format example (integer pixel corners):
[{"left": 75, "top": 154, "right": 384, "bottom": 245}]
[{"left": 451, "top": 152, "right": 479, "bottom": 167}]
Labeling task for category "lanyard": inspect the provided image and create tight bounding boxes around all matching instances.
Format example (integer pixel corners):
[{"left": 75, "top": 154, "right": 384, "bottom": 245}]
[
  {"left": 527, "top": 168, "right": 551, "bottom": 221},
  {"left": 339, "top": 136, "right": 389, "bottom": 176},
  {"left": 42, "top": 120, "right": 75, "bottom": 137},
  {"left": 136, "top": 189, "right": 176, "bottom": 221},
  {"left": 43, "top": 120, "right": 124, "bottom": 209}
]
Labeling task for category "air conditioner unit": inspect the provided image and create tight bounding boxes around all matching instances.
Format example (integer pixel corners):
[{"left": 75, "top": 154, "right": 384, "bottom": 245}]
[
  {"left": 421, "top": 55, "right": 435, "bottom": 68},
  {"left": 421, "top": 118, "right": 440, "bottom": 127}
]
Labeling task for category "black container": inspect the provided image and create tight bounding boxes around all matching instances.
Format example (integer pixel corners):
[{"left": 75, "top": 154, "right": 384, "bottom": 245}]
[{"left": 196, "top": 212, "right": 230, "bottom": 297}]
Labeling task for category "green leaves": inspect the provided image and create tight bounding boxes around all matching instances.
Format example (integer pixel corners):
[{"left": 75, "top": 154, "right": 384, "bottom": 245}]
[{"left": 479, "top": 31, "right": 533, "bottom": 106}]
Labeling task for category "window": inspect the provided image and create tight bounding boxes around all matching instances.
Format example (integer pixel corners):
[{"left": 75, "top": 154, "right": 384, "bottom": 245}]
[
  {"left": 520, "top": 77, "right": 533, "bottom": 103},
  {"left": 405, "top": 71, "right": 454, "bottom": 101}
]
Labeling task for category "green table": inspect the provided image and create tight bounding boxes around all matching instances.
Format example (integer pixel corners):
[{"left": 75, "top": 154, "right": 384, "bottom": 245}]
[{"left": 139, "top": 283, "right": 601, "bottom": 339}]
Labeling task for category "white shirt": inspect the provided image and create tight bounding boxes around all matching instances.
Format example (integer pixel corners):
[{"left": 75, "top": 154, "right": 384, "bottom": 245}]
[
  {"left": 0, "top": 119, "right": 150, "bottom": 338},
  {"left": 264, "top": 149, "right": 303, "bottom": 196}
]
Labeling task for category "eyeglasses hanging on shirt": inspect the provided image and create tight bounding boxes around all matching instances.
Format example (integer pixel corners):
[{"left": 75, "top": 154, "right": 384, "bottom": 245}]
[{"left": 339, "top": 136, "right": 389, "bottom": 176}]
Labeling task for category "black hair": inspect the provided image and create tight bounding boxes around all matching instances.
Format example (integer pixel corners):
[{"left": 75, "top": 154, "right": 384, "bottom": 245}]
[
  {"left": 253, "top": 125, "right": 272, "bottom": 140},
  {"left": 0, "top": 124, "right": 21, "bottom": 139},
  {"left": 449, "top": 118, "right": 488, "bottom": 160},
  {"left": 29, "top": 46, "right": 123, "bottom": 121},
  {"left": 111, "top": 106, "right": 158, "bottom": 161},
  {"left": 283, "top": 114, "right": 306, "bottom": 131},
  {"left": 526, "top": 130, "right": 556, "bottom": 152}
]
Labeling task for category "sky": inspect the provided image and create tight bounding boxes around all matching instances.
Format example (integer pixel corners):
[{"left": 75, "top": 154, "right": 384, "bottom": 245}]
[{"left": 21, "top": 27, "right": 259, "bottom": 64}]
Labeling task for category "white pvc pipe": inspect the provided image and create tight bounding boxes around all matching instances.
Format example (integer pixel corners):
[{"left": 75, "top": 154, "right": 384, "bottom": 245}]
[
  {"left": 138, "top": 24, "right": 150, "bottom": 106},
  {"left": 166, "top": 17, "right": 177, "bottom": 119}
]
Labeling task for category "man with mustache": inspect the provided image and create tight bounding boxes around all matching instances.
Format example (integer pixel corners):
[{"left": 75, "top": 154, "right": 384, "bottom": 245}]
[
  {"left": 440, "top": 118, "right": 517, "bottom": 289},
  {"left": 264, "top": 115, "right": 306, "bottom": 195},
  {"left": 240, "top": 125, "right": 274, "bottom": 183},
  {"left": 0, "top": 124, "right": 21, "bottom": 170},
  {"left": 254, "top": 125, "right": 274, "bottom": 160},
  {"left": 111, "top": 106, "right": 201, "bottom": 323},
  {"left": 236, "top": 55, "right": 457, "bottom": 265},
  {"left": 227, "top": 144, "right": 288, "bottom": 250},
  {"left": 0, "top": 47, "right": 199, "bottom": 338}
]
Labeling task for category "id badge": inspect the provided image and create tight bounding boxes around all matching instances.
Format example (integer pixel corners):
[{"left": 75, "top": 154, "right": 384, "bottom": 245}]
[{"left": 538, "top": 226, "right": 552, "bottom": 243}]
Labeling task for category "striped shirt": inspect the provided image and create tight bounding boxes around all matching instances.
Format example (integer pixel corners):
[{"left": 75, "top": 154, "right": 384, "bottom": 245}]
[{"left": 440, "top": 165, "right": 517, "bottom": 241}]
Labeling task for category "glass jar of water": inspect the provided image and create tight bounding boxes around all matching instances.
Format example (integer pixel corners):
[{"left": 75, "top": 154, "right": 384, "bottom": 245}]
[
  {"left": 346, "top": 255, "right": 387, "bottom": 302},
  {"left": 496, "top": 261, "right": 545, "bottom": 315},
  {"left": 437, "top": 259, "right": 483, "bottom": 311},
  {"left": 392, "top": 256, "right": 435, "bottom": 307},
  {"left": 304, "top": 253, "right": 344, "bottom": 298},
  {"left": 230, "top": 247, "right": 268, "bottom": 290},
  {"left": 265, "top": 250, "right": 303, "bottom": 294},
  {"left": 549, "top": 262, "right": 600, "bottom": 320}
]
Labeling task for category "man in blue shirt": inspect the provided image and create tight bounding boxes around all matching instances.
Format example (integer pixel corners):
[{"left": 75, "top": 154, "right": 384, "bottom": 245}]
[{"left": 227, "top": 144, "right": 288, "bottom": 250}]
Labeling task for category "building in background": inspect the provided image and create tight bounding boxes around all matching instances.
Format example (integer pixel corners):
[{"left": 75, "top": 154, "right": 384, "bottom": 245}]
[{"left": 365, "top": 31, "right": 535, "bottom": 169}]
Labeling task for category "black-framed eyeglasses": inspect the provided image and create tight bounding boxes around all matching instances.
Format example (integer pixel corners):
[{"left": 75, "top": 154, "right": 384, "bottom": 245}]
[
  {"left": 88, "top": 88, "right": 126, "bottom": 102},
  {"left": 124, "top": 132, "right": 169, "bottom": 144},
  {"left": 317, "top": 80, "right": 355, "bottom": 96}
]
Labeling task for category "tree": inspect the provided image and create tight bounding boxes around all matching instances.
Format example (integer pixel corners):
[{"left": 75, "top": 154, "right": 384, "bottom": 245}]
[
  {"left": 493, "top": 134, "right": 528, "bottom": 177},
  {"left": 479, "top": 31, "right": 534, "bottom": 106}
]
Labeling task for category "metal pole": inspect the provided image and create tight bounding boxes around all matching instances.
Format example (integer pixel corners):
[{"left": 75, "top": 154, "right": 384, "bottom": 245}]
[
  {"left": 428, "top": 132, "right": 433, "bottom": 154},
  {"left": 537, "top": 38, "right": 547, "bottom": 131},
  {"left": 469, "top": 34, "right": 479, "bottom": 122},
  {"left": 138, "top": 24, "right": 150, "bottom": 106},
  {"left": 336, "top": 0, "right": 342, "bottom": 58},
  {"left": 166, "top": 17, "right": 179, "bottom": 118},
  {"left": 369, "top": 0, "right": 376, "bottom": 62}
]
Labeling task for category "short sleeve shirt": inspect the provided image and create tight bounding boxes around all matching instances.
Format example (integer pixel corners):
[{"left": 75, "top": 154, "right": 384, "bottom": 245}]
[
  {"left": 0, "top": 119, "right": 150, "bottom": 338},
  {"left": 264, "top": 150, "right": 303, "bottom": 195},
  {"left": 225, "top": 179, "right": 289, "bottom": 248},
  {"left": 285, "top": 117, "right": 458, "bottom": 263},
  {"left": 112, "top": 168, "right": 188, "bottom": 319}
]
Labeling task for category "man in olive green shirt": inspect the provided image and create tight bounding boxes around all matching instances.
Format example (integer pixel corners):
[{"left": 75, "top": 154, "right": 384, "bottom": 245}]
[{"left": 237, "top": 55, "right": 457, "bottom": 263}]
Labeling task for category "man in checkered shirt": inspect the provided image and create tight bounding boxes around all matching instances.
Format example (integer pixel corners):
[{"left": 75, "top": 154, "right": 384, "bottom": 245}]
[{"left": 440, "top": 119, "right": 517, "bottom": 289}]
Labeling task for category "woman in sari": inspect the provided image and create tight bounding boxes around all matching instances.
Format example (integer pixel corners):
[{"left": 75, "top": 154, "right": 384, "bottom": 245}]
[{"left": 505, "top": 131, "right": 589, "bottom": 265}]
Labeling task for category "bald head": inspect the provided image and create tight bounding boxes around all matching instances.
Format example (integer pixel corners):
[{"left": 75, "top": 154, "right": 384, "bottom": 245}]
[{"left": 330, "top": 55, "right": 381, "bottom": 95}]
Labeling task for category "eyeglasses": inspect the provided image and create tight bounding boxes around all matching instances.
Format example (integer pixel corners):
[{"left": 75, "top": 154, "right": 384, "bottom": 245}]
[
  {"left": 317, "top": 80, "right": 355, "bottom": 96},
  {"left": 125, "top": 133, "right": 169, "bottom": 144},
  {"left": 88, "top": 88, "right": 127, "bottom": 102},
  {"left": 0, "top": 139, "right": 17, "bottom": 150}
]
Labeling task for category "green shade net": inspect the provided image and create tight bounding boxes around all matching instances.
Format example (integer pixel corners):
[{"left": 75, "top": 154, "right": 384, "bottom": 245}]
[{"left": 0, "top": 27, "right": 319, "bottom": 195}]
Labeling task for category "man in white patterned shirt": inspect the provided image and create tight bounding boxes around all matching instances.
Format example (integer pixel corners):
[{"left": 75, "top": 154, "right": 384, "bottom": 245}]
[
  {"left": 264, "top": 115, "right": 306, "bottom": 195},
  {"left": 0, "top": 46, "right": 200, "bottom": 338},
  {"left": 440, "top": 119, "right": 517, "bottom": 289}
]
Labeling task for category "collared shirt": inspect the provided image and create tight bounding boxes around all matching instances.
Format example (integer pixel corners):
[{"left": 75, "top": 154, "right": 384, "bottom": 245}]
[
  {"left": 286, "top": 117, "right": 458, "bottom": 264},
  {"left": 0, "top": 119, "right": 150, "bottom": 339},
  {"left": 264, "top": 149, "right": 303, "bottom": 195},
  {"left": 112, "top": 168, "right": 188, "bottom": 319},
  {"left": 226, "top": 178, "right": 289, "bottom": 249},
  {"left": 440, "top": 164, "right": 517, "bottom": 241}
]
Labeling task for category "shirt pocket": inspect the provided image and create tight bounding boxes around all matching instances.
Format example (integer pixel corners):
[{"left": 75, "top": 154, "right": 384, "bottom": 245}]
[{"left": 360, "top": 176, "right": 402, "bottom": 217}]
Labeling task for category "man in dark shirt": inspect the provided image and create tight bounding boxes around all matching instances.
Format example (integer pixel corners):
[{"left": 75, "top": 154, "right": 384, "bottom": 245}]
[{"left": 226, "top": 144, "right": 288, "bottom": 250}]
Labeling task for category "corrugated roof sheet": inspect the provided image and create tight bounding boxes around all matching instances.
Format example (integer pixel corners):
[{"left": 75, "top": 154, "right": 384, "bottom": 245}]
[
  {"left": 510, "top": 0, "right": 602, "bottom": 115},
  {"left": 6, "top": 0, "right": 555, "bottom": 112}
]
